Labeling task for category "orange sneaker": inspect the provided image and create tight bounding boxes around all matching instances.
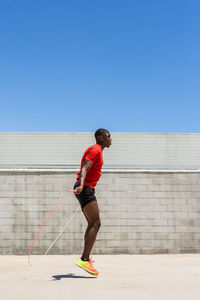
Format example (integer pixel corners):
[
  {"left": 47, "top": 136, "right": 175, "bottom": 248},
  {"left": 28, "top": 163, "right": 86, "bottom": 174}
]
[{"left": 75, "top": 257, "right": 99, "bottom": 276}]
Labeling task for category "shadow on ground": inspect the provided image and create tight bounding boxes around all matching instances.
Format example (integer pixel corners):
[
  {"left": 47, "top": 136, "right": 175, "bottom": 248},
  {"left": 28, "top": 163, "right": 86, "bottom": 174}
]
[{"left": 52, "top": 273, "right": 96, "bottom": 280}]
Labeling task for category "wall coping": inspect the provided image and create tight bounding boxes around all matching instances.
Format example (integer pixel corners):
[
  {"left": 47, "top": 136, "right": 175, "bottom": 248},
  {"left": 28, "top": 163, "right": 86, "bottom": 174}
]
[{"left": 0, "top": 168, "right": 200, "bottom": 173}]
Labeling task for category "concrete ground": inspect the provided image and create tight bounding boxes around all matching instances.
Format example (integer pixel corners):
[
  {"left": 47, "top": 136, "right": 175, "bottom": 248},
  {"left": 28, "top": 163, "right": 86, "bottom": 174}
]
[{"left": 0, "top": 254, "right": 200, "bottom": 300}]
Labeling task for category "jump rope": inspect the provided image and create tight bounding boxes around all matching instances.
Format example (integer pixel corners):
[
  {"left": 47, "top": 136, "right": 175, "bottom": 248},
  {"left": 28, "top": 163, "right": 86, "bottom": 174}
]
[{"left": 28, "top": 190, "right": 80, "bottom": 267}]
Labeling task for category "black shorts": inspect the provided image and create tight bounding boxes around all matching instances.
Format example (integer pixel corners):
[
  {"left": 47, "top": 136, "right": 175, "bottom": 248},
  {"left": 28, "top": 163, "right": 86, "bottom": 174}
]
[{"left": 73, "top": 181, "right": 96, "bottom": 210}]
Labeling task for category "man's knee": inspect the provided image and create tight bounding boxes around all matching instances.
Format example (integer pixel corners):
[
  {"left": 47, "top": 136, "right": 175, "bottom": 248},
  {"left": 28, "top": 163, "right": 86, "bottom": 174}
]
[
  {"left": 91, "top": 218, "right": 101, "bottom": 230},
  {"left": 96, "top": 219, "right": 101, "bottom": 230}
]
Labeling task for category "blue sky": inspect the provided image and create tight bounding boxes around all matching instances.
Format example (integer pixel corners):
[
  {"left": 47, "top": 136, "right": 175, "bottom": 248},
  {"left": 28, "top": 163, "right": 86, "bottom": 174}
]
[{"left": 0, "top": 0, "right": 199, "bottom": 133}]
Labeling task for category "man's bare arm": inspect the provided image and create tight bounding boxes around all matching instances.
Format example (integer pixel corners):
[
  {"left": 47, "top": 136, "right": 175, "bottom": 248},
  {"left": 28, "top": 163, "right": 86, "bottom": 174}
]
[{"left": 75, "top": 159, "right": 93, "bottom": 194}]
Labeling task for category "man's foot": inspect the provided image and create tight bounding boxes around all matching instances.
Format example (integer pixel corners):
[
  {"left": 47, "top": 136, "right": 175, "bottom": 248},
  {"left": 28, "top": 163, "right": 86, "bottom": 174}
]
[{"left": 75, "top": 257, "right": 99, "bottom": 276}]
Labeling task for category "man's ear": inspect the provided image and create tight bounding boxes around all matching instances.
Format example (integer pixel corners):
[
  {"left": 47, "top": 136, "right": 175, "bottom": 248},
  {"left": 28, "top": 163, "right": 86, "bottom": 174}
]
[{"left": 99, "top": 135, "right": 104, "bottom": 142}]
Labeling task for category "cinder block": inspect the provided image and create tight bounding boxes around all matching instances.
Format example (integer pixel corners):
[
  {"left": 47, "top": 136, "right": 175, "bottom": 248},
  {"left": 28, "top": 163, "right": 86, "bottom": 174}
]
[
  {"left": 147, "top": 185, "right": 174, "bottom": 192},
  {"left": 129, "top": 219, "right": 154, "bottom": 226},
  {"left": 153, "top": 191, "right": 180, "bottom": 199},
  {"left": 167, "top": 205, "right": 182, "bottom": 211},
  {"left": 168, "top": 233, "right": 182, "bottom": 239},
  {"left": 134, "top": 226, "right": 155, "bottom": 233},
  {"left": 173, "top": 185, "right": 193, "bottom": 192},
  {"left": 134, "top": 185, "right": 147, "bottom": 192},
  {"left": 160, "top": 198, "right": 187, "bottom": 205},
  {"left": 107, "top": 184, "right": 130, "bottom": 192},
  {"left": 0, "top": 191, "right": 16, "bottom": 197},
  {"left": 100, "top": 173, "right": 115, "bottom": 178},
  {"left": 136, "top": 233, "right": 154, "bottom": 239},
  {"left": 98, "top": 177, "right": 114, "bottom": 185},
  {"left": 0, "top": 211, "right": 12, "bottom": 218},
  {"left": 107, "top": 240, "right": 120, "bottom": 248},
  {"left": 0, "top": 219, "right": 14, "bottom": 226},
  {"left": 0, "top": 240, "right": 13, "bottom": 247},
  {"left": 152, "top": 178, "right": 176, "bottom": 185},
  {"left": 132, "top": 191, "right": 154, "bottom": 198},
  {"left": 96, "top": 191, "right": 114, "bottom": 197},
  {"left": 0, "top": 225, "right": 14, "bottom": 233},
  {"left": 191, "top": 233, "right": 200, "bottom": 239},
  {"left": 0, "top": 198, "right": 13, "bottom": 205},
  {"left": 0, "top": 204, "right": 12, "bottom": 211},
  {"left": 154, "top": 226, "right": 174, "bottom": 233},
  {"left": 0, "top": 175, "right": 9, "bottom": 184},
  {"left": 152, "top": 205, "right": 168, "bottom": 212},
  {"left": 113, "top": 177, "right": 136, "bottom": 185},
  {"left": 0, "top": 184, "right": 16, "bottom": 191},
  {"left": 154, "top": 219, "right": 168, "bottom": 226}
]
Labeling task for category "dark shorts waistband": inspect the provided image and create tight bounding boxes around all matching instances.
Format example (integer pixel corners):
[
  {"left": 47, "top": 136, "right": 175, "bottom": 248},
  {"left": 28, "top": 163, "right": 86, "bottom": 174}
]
[{"left": 73, "top": 181, "right": 96, "bottom": 210}]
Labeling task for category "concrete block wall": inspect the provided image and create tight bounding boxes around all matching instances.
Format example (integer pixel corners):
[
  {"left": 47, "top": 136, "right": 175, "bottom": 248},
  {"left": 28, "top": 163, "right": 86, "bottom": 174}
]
[{"left": 0, "top": 171, "right": 200, "bottom": 255}]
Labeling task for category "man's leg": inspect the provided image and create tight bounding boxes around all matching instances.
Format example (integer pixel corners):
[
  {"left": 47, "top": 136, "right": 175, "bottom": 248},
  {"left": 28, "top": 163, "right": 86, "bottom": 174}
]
[{"left": 81, "top": 200, "right": 101, "bottom": 261}]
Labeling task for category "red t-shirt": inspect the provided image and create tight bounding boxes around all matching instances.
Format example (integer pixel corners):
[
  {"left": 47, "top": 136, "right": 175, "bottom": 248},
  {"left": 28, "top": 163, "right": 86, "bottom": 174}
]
[{"left": 76, "top": 144, "right": 103, "bottom": 188}]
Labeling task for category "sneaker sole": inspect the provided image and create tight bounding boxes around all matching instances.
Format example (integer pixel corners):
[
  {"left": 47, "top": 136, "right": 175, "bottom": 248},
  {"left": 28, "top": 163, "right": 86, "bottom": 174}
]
[{"left": 75, "top": 262, "right": 98, "bottom": 276}]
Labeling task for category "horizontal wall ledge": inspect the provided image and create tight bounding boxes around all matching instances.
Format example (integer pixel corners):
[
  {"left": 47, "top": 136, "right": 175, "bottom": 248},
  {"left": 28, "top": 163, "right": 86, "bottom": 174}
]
[{"left": 0, "top": 168, "right": 200, "bottom": 173}]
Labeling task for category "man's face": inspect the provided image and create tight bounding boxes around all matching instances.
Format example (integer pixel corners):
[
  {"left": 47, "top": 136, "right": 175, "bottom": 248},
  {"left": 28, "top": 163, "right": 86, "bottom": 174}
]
[{"left": 102, "top": 132, "right": 112, "bottom": 148}]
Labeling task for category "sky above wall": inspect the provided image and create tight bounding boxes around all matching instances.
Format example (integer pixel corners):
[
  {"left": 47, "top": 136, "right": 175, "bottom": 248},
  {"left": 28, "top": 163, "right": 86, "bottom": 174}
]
[{"left": 0, "top": 0, "right": 199, "bottom": 133}]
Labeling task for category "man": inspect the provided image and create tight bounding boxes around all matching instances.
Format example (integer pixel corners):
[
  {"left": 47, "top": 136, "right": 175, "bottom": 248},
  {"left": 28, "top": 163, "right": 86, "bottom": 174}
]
[{"left": 74, "top": 128, "right": 112, "bottom": 276}]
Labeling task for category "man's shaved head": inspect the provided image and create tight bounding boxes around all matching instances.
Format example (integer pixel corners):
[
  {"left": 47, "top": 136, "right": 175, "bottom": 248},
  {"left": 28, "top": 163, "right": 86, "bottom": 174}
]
[
  {"left": 95, "top": 128, "right": 110, "bottom": 142},
  {"left": 94, "top": 128, "right": 111, "bottom": 148}
]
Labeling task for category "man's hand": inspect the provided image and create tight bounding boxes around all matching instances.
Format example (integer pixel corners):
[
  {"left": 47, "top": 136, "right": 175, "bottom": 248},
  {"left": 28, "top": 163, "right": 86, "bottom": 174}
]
[{"left": 75, "top": 185, "right": 83, "bottom": 195}]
